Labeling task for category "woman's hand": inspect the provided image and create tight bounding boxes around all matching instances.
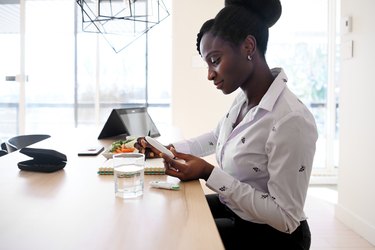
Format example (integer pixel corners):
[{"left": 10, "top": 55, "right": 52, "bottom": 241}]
[
  {"left": 162, "top": 149, "right": 214, "bottom": 181},
  {"left": 134, "top": 137, "right": 173, "bottom": 159},
  {"left": 134, "top": 137, "right": 157, "bottom": 158}
]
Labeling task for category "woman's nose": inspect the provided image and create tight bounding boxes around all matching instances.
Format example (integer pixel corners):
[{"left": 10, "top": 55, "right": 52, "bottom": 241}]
[{"left": 207, "top": 69, "right": 216, "bottom": 80}]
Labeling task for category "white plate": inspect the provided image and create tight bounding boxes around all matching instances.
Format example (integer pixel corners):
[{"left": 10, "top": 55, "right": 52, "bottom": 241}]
[{"left": 101, "top": 148, "right": 139, "bottom": 159}]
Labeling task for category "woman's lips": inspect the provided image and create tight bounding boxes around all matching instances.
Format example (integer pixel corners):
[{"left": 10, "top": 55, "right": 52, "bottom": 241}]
[{"left": 215, "top": 80, "right": 223, "bottom": 89}]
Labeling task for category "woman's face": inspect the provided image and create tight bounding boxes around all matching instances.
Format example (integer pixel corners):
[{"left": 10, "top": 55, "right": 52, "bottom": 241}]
[{"left": 200, "top": 32, "right": 251, "bottom": 95}]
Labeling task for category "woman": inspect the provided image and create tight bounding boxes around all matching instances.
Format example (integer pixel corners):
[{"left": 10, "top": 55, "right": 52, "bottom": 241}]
[{"left": 137, "top": 0, "right": 317, "bottom": 249}]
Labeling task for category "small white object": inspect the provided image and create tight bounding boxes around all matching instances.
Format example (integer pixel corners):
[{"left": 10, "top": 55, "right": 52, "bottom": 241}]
[
  {"left": 150, "top": 181, "right": 180, "bottom": 190},
  {"left": 342, "top": 16, "right": 352, "bottom": 34},
  {"left": 145, "top": 136, "right": 175, "bottom": 158}
]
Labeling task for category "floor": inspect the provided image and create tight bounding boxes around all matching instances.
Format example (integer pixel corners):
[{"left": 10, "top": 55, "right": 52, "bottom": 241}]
[
  {"left": 200, "top": 181, "right": 375, "bottom": 249},
  {"left": 306, "top": 185, "right": 375, "bottom": 249}
]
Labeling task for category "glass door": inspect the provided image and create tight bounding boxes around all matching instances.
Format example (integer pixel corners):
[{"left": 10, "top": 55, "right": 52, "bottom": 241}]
[
  {"left": 23, "top": 0, "right": 75, "bottom": 135},
  {"left": 267, "top": 0, "right": 340, "bottom": 179},
  {"left": 0, "top": 0, "right": 76, "bottom": 141},
  {"left": 0, "top": 0, "right": 23, "bottom": 141}
]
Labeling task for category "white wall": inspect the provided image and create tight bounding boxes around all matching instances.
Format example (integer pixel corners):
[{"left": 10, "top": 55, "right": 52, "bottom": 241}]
[
  {"left": 336, "top": 0, "right": 375, "bottom": 245},
  {"left": 171, "top": 0, "right": 236, "bottom": 139}
]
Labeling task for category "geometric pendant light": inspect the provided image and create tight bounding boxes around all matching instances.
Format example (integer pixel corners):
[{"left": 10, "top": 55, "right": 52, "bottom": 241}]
[{"left": 76, "top": 0, "right": 170, "bottom": 52}]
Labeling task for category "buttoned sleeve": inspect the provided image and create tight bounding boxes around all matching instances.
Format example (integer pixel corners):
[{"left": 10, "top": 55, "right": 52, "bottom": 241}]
[
  {"left": 206, "top": 112, "right": 317, "bottom": 233},
  {"left": 172, "top": 116, "right": 225, "bottom": 157},
  {"left": 172, "top": 131, "right": 218, "bottom": 157}
]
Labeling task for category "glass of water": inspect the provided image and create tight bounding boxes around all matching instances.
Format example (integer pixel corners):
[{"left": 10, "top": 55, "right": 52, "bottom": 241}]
[{"left": 113, "top": 153, "right": 145, "bottom": 199}]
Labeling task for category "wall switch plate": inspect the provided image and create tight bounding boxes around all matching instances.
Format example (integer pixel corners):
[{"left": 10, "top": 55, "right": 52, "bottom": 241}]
[{"left": 342, "top": 16, "right": 352, "bottom": 34}]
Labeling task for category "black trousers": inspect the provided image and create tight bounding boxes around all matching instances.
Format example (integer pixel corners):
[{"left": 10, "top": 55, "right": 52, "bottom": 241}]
[{"left": 206, "top": 194, "right": 311, "bottom": 250}]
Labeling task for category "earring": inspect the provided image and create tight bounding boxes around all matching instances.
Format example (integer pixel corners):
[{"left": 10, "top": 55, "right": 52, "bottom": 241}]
[{"left": 247, "top": 55, "right": 252, "bottom": 61}]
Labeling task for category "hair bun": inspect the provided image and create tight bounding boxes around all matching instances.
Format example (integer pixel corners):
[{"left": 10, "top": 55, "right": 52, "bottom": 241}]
[{"left": 224, "top": 0, "right": 282, "bottom": 28}]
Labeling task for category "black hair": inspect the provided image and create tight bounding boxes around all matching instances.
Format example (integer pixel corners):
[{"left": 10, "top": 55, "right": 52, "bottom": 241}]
[{"left": 196, "top": 0, "right": 282, "bottom": 57}]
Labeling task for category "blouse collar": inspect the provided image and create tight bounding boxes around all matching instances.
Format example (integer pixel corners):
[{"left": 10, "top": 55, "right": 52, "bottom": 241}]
[{"left": 257, "top": 67, "right": 288, "bottom": 112}]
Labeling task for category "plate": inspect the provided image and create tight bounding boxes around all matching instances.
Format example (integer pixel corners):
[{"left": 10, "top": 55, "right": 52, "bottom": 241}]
[{"left": 101, "top": 148, "right": 139, "bottom": 159}]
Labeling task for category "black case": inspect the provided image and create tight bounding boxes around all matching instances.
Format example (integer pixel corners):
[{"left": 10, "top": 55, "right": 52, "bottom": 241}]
[{"left": 18, "top": 147, "right": 67, "bottom": 173}]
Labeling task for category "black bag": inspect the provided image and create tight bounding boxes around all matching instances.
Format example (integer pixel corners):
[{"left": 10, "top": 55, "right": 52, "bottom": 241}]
[{"left": 18, "top": 147, "right": 67, "bottom": 173}]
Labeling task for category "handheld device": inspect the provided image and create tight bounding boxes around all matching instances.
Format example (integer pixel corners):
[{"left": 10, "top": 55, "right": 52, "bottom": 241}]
[
  {"left": 78, "top": 146, "right": 104, "bottom": 156},
  {"left": 144, "top": 136, "right": 174, "bottom": 158}
]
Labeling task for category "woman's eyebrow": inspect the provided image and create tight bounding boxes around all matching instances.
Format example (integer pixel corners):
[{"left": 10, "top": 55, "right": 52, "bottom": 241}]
[{"left": 204, "top": 50, "right": 220, "bottom": 61}]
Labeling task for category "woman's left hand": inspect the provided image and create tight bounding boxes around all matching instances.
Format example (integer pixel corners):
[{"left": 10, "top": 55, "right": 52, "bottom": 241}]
[
  {"left": 134, "top": 137, "right": 160, "bottom": 158},
  {"left": 162, "top": 149, "right": 214, "bottom": 181}
]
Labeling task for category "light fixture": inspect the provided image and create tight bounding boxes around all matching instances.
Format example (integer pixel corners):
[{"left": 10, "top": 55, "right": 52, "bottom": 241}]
[{"left": 76, "top": 0, "right": 170, "bottom": 53}]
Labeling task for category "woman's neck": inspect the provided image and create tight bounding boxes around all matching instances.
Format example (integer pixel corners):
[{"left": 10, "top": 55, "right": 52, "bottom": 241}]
[{"left": 242, "top": 58, "right": 274, "bottom": 108}]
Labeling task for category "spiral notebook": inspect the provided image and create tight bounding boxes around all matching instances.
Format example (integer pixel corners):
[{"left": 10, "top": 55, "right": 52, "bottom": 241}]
[
  {"left": 98, "top": 159, "right": 165, "bottom": 175},
  {"left": 98, "top": 166, "right": 165, "bottom": 175}
]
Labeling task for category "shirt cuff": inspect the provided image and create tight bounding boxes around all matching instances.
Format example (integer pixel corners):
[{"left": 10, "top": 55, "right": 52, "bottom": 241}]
[
  {"left": 206, "top": 167, "right": 235, "bottom": 196},
  {"left": 171, "top": 141, "right": 191, "bottom": 154}
]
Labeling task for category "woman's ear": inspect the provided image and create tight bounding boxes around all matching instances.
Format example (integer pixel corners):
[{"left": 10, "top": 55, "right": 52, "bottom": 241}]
[{"left": 243, "top": 35, "right": 257, "bottom": 58}]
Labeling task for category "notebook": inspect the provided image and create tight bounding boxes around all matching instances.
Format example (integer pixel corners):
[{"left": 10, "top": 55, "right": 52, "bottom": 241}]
[
  {"left": 97, "top": 166, "right": 165, "bottom": 175},
  {"left": 98, "top": 158, "right": 165, "bottom": 175}
]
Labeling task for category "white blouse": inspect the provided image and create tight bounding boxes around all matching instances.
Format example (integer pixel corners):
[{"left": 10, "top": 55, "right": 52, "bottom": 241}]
[{"left": 173, "top": 68, "right": 318, "bottom": 234}]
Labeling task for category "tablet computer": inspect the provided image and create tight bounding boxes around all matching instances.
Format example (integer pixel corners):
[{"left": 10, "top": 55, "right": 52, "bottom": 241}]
[{"left": 98, "top": 107, "right": 160, "bottom": 139}]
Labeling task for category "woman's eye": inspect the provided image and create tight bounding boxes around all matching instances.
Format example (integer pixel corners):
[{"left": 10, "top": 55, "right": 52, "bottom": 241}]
[{"left": 210, "top": 57, "right": 220, "bottom": 65}]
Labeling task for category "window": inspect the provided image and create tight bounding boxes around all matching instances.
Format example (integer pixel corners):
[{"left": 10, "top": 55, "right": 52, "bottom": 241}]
[
  {"left": 267, "top": 0, "right": 340, "bottom": 178},
  {"left": 75, "top": 0, "right": 172, "bottom": 130},
  {"left": 0, "top": 0, "right": 172, "bottom": 140},
  {"left": 0, "top": 0, "right": 340, "bottom": 181}
]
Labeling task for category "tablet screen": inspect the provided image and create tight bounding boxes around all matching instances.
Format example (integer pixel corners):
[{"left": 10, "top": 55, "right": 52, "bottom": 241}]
[
  {"left": 118, "top": 108, "right": 160, "bottom": 137},
  {"left": 97, "top": 107, "right": 160, "bottom": 139}
]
